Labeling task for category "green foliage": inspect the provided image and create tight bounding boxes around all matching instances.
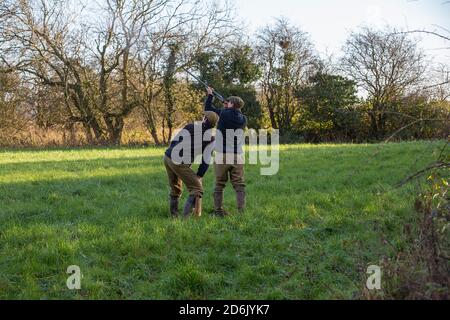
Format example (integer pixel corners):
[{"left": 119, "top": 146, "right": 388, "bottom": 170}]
[
  {"left": 427, "top": 171, "right": 449, "bottom": 238},
  {"left": 297, "top": 72, "right": 360, "bottom": 142},
  {"left": 0, "top": 141, "right": 445, "bottom": 299},
  {"left": 193, "top": 45, "right": 263, "bottom": 128},
  {"left": 219, "top": 46, "right": 262, "bottom": 86}
]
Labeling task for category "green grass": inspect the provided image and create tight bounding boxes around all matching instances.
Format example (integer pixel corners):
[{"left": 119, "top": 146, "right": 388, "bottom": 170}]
[{"left": 0, "top": 141, "right": 444, "bottom": 299}]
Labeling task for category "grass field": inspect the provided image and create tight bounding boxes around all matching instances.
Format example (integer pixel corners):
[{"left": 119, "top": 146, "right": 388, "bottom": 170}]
[{"left": 0, "top": 141, "right": 444, "bottom": 299}]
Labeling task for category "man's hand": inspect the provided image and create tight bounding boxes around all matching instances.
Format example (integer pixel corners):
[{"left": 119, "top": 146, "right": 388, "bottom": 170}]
[{"left": 206, "top": 86, "right": 214, "bottom": 96}]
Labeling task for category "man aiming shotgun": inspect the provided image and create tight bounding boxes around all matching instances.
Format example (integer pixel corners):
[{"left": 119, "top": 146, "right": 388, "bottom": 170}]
[
  {"left": 164, "top": 111, "right": 219, "bottom": 218},
  {"left": 181, "top": 67, "right": 247, "bottom": 216},
  {"left": 204, "top": 86, "right": 247, "bottom": 216}
]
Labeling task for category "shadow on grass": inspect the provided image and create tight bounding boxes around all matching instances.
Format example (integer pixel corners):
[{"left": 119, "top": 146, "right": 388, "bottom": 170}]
[
  {"left": 0, "top": 171, "right": 170, "bottom": 225},
  {"left": 0, "top": 155, "right": 164, "bottom": 172},
  {"left": 0, "top": 145, "right": 166, "bottom": 153},
  {"left": 0, "top": 154, "right": 174, "bottom": 228}
]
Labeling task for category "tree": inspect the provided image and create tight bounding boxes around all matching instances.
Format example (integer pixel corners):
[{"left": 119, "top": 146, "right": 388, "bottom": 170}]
[
  {"left": 297, "top": 72, "right": 360, "bottom": 141},
  {"left": 193, "top": 43, "right": 262, "bottom": 128},
  {"left": 255, "top": 18, "right": 318, "bottom": 134},
  {"left": 162, "top": 42, "right": 179, "bottom": 143},
  {"left": 0, "top": 0, "right": 105, "bottom": 142},
  {"left": 341, "top": 27, "right": 426, "bottom": 140},
  {"left": 0, "top": 0, "right": 239, "bottom": 145},
  {"left": 131, "top": 0, "right": 240, "bottom": 144}
]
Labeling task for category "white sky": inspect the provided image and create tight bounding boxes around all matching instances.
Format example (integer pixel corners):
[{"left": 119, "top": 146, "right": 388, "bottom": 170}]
[{"left": 234, "top": 0, "right": 450, "bottom": 65}]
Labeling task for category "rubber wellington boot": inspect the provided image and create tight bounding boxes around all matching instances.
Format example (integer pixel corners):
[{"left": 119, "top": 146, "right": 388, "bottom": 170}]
[
  {"left": 236, "top": 191, "right": 246, "bottom": 214},
  {"left": 213, "top": 192, "right": 229, "bottom": 217},
  {"left": 194, "top": 196, "right": 202, "bottom": 217},
  {"left": 183, "top": 195, "right": 196, "bottom": 218},
  {"left": 169, "top": 196, "right": 180, "bottom": 217}
]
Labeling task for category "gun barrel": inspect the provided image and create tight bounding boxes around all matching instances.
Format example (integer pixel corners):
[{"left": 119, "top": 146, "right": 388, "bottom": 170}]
[{"left": 182, "top": 68, "right": 225, "bottom": 103}]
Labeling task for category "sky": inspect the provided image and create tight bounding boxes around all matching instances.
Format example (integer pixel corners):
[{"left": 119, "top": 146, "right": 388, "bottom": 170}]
[{"left": 234, "top": 0, "right": 450, "bottom": 65}]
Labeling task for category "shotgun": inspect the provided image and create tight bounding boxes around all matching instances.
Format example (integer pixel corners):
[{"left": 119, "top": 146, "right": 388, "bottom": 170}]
[{"left": 182, "top": 67, "right": 226, "bottom": 103}]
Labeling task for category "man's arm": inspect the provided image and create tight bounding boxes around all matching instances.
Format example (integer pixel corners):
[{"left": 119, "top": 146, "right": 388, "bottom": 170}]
[
  {"left": 204, "top": 87, "right": 222, "bottom": 115},
  {"left": 196, "top": 140, "right": 215, "bottom": 178},
  {"left": 196, "top": 159, "right": 209, "bottom": 178}
]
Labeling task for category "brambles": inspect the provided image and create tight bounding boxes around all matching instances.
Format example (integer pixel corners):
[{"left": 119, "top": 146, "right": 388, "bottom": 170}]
[{"left": 373, "top": 148, "right": 449, "bottom": 300}]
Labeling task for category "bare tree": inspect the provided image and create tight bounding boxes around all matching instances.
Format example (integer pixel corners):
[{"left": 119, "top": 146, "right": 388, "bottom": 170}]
[
  {"left": 341, "top": 27, "right": 426, "bottom": 139},
  {"left": 77, "top": 0, "right": 168, "bottom": 144},
  {"left": 422, "top": 63, "right": 450, "bottom": 102},
  {"left": 0, "top": 0, "right": 109, "bottom": 143},
  {"left": 0, "top": 0, "right": 238, "bottom": 144},
  {"left": 131, "top": 0, "right": 240, "bottom": 144},
  {"left": 255, "top": 18, "right": 318, "bottom": 133}
]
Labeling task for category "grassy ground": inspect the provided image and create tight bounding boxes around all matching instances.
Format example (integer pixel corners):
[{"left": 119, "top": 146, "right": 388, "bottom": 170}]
[{"left": 0, "top": 141, "right": 444, "bottom": 299}]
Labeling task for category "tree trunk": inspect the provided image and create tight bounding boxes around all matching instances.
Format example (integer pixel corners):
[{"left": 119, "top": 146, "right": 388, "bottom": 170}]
[
  {"left": 83, "top": 123, "right": 95, "bottom": 145},
  {"left": 368, "top": 112, "right": 379, "bottom": 140},
  {"left": 145, "top": 117, "right": 161, "bottom": 145},
  {"left": 104, "top": 116, "right": 124, "bottom": 145},
  {"left": 163, "top": 43, "right": 179, "bottom": 143}
]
